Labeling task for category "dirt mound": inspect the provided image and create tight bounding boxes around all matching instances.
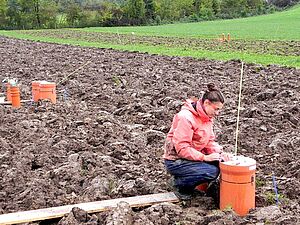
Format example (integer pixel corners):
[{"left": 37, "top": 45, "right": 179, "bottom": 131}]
[{"left": 0, "top": 36, "right": 299, "bottom": 224}]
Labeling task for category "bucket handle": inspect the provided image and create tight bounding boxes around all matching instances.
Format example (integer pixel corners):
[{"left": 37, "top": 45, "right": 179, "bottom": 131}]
[{"left": 251, "top": 175, "right": 255, "bottom": 185}]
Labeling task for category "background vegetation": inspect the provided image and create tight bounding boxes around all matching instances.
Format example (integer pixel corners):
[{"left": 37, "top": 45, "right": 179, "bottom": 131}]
[
  {"left": 0, "top": 5, "right": 299, "bottom": 68},
  {"left": 0, "top": 1, "right": 299, "bottom": 68},
  {"left": 0, "top": 0, "right": 299, "bottom": 30}
]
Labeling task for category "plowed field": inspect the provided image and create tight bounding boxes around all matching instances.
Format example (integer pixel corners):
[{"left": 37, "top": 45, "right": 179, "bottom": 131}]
[{"left": 0, "top": 36, "right": 299, "bottom": 224}]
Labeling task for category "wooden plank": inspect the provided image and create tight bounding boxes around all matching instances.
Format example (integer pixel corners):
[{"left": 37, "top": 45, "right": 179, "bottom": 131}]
[
  {"left": 0, "top": 192, "right": 178, "bottom": 225},
  {"left": 0, "top": 101, "right": 11, "bottom": 105},
  {"left": 0, "top": 100, "right": 32, "bottom": 105}
]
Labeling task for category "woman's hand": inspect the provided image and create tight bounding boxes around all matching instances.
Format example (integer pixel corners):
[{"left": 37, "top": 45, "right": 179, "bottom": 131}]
[
  {"left": 220, "top": 152, "right": 234, "bottom": 162},
  {"left": 203, "top": 152, "right": 234, "bottom": 162},
  {"left": 203, "top": 153, "right": 221, "bottom": 161}
]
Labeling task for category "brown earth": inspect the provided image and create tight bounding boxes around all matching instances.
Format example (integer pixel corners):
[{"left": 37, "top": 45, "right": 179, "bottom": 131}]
[{"left": 0, "top": 36, "right": 299, "bottom": 224}]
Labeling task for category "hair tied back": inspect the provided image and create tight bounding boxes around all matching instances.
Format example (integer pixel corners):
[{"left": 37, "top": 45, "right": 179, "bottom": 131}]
[{"left": 207, "top": 83, "right": 218, "bottom": 92}]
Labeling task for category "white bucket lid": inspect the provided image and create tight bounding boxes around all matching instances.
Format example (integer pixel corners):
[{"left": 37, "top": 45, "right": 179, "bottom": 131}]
[
  {"left": 39, "top": 81, "right": 51, "bottom": 84},
  {"left": 39, "top": 81, "right": 56, "bottom": 86},
  {"left": 222, "top": 155, "right": 256, "bottom": 167}
]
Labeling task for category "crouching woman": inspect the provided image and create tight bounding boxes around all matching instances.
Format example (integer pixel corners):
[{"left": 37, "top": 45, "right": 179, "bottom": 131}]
[{"left": 163, "top": 83, "right": 232, "bottom": 201}]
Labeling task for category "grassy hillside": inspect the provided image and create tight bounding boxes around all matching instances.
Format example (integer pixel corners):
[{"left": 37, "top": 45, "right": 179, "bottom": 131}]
[
  {"left": 0, "top": 5, "right": 299, "bottom": 68},
  {"left": 82, "top": 5, "right": 300, "bottom": 41}
]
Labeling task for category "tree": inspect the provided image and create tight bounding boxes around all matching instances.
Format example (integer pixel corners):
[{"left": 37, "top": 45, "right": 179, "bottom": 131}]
[
  {"left": 0, "top": 0, "right": 8, "bottom": 28},
  {"left": 269, "top": 0, "right": 296, "bottom": 8},
  {"left": 124, "top": 0, "right": 145, "bottom": 24},
  {"left": 39, "top": 0, "right": 59, "bottom": 28},
  {"left": 6, "top": 0, "right": 19, "bottom": 28},
  {"left": 175, "top": 0, "right": 194, "bottom": 18},
  {"left": 32, "top": 0, "right": 41, "bottom": 27},
  {"left": 111, "top": 3, "right": 124, "bottom": 25},
  {"left": 65, "top": 3, "right": 82, "bottom": 27},
  {"left": 14, "top": 0, "right": 36, "bottom": 29},
  {"left": 212, "top": 0, "right": 221, "bottom": 15},
  {"left": 155, "top": 0, "right": 194, "bottom": 22},
  {"left": 199, "top": 0, "right": 214, "bottom": 20},
  {"left": 220, "top": 0, "right": 248, "bottom": 18},
  {"left": 96, "top": 2, "right": 114, "bottom": 26},
  {"left": 246, "top": 0, "right": 265, "bottom": 15},
  {"left": 8, "top": 0, "right": 42, "bottom": 29},
  {"left": 193, "top": 0, "right": 201, "bottom": 13},
  {"left": 154, "top": 0, "right": 173, "bottom": 21},
  {"left": 144, "top": 0, "right": 155, "bottom": 21},
  {"left": 95, "top": 2, "right": 124, "bottom": 26}
]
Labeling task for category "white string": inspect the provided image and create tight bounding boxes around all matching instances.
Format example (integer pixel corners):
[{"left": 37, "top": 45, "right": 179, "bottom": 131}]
[{"left": 234, "top": 62, "right": 244, "bottom": 156}]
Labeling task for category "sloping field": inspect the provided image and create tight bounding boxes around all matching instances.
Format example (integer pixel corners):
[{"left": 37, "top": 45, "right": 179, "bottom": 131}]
[
  {"left": 0, "top": 6, "right": 299, "bottom": 68},
  {"left": 0, "top": 36, "right": 299, "bottom": 224},
  {"left": 81, "top": 5, "right": 300, "bottom": 40}
]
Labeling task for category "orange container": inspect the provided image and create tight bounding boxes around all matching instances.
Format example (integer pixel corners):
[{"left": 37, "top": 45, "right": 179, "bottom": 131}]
[
  {"left": 6, "top": 83, "right": 12, "bottom": 102},
  {"left": 10, "top": 86, "right": 21, "bottom": 108},
  {"left": 32, "top": 81, "right": 41, "bottom": 102},
  {"left": 227, "top": 33, "right": 231, "bottom": 42},
  {"left": 222, "top": 33, "right": 225, "bottom": 42},
  {"left": 220, "top": 156, "right": 256, "bottom": 216},
  {"left": 39, "top": 81, "right": 56, "bottom": 104}
]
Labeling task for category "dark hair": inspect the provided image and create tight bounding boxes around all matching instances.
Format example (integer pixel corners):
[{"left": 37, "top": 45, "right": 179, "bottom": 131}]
[{"left": 201, "top": 83, "right": 225, "bottom": 104}]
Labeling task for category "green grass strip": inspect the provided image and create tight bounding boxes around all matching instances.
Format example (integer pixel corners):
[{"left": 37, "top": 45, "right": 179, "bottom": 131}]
[{"left": 0, "top": 31, "right": 299, "bottom": 68}]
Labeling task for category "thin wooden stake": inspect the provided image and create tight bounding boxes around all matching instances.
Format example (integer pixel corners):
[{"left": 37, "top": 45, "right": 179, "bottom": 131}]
[
  {"left": 234, "top": 61, "right": 244, "bottom": 156},
  {"left": 58, "top": 61, "right": 91, "bottom": 85}
]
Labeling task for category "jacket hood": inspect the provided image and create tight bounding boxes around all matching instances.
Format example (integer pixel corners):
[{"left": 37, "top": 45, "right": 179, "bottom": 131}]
[{"left": 181, "top": 99, "right": 211, "bottom": 122}]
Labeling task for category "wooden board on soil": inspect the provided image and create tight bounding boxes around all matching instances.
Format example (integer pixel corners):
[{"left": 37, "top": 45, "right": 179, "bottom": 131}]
[{"left": 0, "top": 192, "right": 179, "bottom": 225}]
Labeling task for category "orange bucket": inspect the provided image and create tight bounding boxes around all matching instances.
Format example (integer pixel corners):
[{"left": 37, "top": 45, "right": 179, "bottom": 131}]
[
  {"left": 220, "top": 156, "right": 256, "bottom": 216},
  {"left": 32, "top": 81, "right": 41, "bottom": 102},
  {"left": 6, "top": 83, "right": 12, "bottom": 102},
  {"left": 227, "top": 33, "right": 231, "bottom": 42},
  {"left": 10, "top": 86, "right": 21, "bottom": 108},
  {"left": 39, "top": 81, "right": 56, "bottom": 104},
  {"left": 222, "top": 33, "right": 225, "bottom": 42}
]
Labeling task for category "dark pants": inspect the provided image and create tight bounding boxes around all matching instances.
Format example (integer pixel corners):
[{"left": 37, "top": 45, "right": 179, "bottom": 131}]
[{"left": 164, "top": 159, "right": 220, "bottom": 194}]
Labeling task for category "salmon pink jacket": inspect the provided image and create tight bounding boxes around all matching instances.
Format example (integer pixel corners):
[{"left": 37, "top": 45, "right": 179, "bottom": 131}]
[{"left": 163, "top": 99, "right": 222, "bottom": 161}]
